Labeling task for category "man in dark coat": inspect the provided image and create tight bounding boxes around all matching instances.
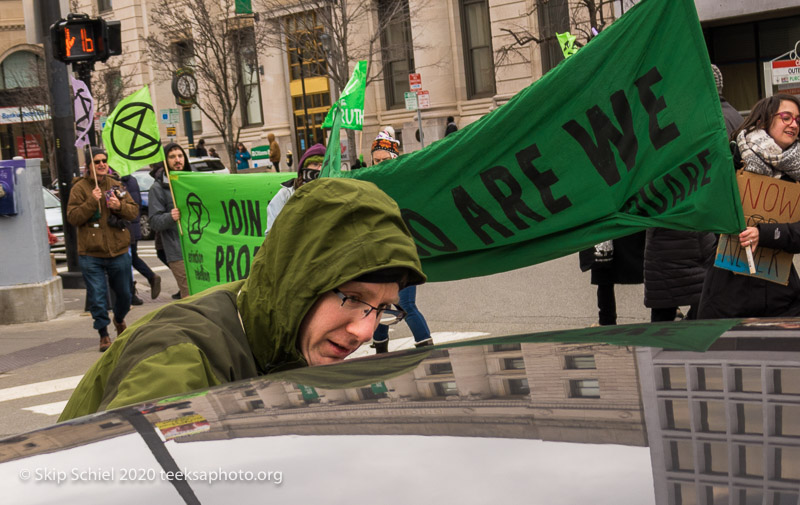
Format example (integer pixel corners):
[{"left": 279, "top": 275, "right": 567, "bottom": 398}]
[{"left": 121, "top": 173, "right": 160, "bottom": 302}]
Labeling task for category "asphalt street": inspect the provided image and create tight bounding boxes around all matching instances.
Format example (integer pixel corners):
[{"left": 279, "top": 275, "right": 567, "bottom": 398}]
[{"left": 0, "top": 239, "right": 651, "bottom": 437}]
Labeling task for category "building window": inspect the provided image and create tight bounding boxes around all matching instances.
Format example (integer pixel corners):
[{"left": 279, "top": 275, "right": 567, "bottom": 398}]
[
  {"left": 775, "top": 447, "right": 800, "bottom": 482},
  {"left": 97, "top": 0, "right": 112, "bottom": 13},
  {"left": 775, "top": 405, "right": 800, "bottom": 437},
  {"left": 734, "top": 367, "right": 762, "bottom": 393},
  {"left": 103, "top": 70, "right": 123, "bottom": 113},
  {"left": 428, "top": 362, "right": 453, "bottom": 375},
  {"left": 0, "top": 51, "right": 41, "bottom": 89},
  {"left": 378, "top": 0, "right": 414, "bottom": 109},
  {"left": 491, "top": 343, "right": 520, "bottom": 352},
  {"left": 664, "top": 399, "right": 691, "bottom": 431},
  {"left": 702, "top": 442, "right": 728, "bottom": 475},
  {"left": 736, "top": 445, "right": 764, "bottom": 478},
  {"left": 698, "top": 401, "right": 726, "bottom": 433},
  {"left": 536, "top": 0, "right": 569, "bottom": 74},
  {"left": 248, "top": 399, "right": 264, "bottom": 410},
  {"left": 660, "top": 367, "right": 687, "bottom": 391},
  {"left": 696, "top": 367, "right": 723, "bottom": 392},
  {"left": 775, "top": 368, "right": 800, "bottom": 395},
  {"left": 191, "top": 104, "right": 202, "bottom": 134},
  {"left": 235, "top": 27, "right": 262, "bottom": 127},
  {"left": 735, "top": 403, "right": 763, "bottom": 435},
  {"left": 569, "top": 379, "right": 599, "bottom": 398},
  {"left": 502, "top": 357, "right": 525, "bottom": 370},
  {"left": 669, "top": 440, "right": 694, "bottom": 472},
  {"left": 433, "top": 381, "right": 458, "bottom": 397},
  {"left": 459, "top": 0, "right": 495, "bottom": 98},
  {"left": 507, "top": 378, "right": 530, "bottom": 396},
  {"left": 565, "top": 355, "right": 595, "bottom": 369},
  {"left": 360, "top": 387, "right": 388, "bottom": 400}
]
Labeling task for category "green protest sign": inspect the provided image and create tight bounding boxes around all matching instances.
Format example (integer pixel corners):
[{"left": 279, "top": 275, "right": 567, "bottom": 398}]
[
  {"left": 170, "top": 171, "right": 295, "bottom": 294},
  {"left": 321, "top": 60, "right": 368, "bottom": 130},
  {"left": 335, "top": 0, "right": 745, "bottom": 281},
  {"left": 102, "top": 86, "right": 163, "bottom": 176}
]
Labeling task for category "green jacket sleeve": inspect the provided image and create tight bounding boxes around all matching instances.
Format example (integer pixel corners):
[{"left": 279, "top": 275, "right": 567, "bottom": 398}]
[{"left": 104, "top": 343, "right": 223, "bottom": 412}]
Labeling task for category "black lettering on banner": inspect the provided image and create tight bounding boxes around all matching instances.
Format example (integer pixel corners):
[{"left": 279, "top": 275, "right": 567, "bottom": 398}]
[
  {"left": 219, "top": 201, "right": 230, "bottom": 234},
  {"left": 638, "top": 182, "right": 669, "bottom": 214},
  {"left": 480, "top": 165, "right": 545, "bottom": 230},
  {"left": 452, "top": 186, "right": 514, "bottom": 245},
  {"left": 634, "top": 67, "right": 680, "bottom": 150},
  {"left": 562, "top": 90, "right": 638, "bottom": 186},
  {"left": 230, "top": 200, "right": 243, "bottom": 235},
  {"left": 679, "top": 162, "right": 700, "bottom": 195},
  {"left": 215, "top": 246, "right": 224, "bottom": 282},
  {"left": 662, "top": 174, "right": 686, "bottom": 207},
  {"left": 514, "top": 143, "right": 572, "bottom": 215},
  {"left": 225, "top": 245, "right": 235, "bottom": 281},
  {"left": 401, "top": 209, "right": 458, "bottom": 257},
  {"left": 695, "top": 149, "right": 713, "bottom": 187},
  {"left": 237, "top": 244, "right": 250, "bottom": 279},
  {"left": 247, "top": 200, "right": 262, "bottom": 237}
]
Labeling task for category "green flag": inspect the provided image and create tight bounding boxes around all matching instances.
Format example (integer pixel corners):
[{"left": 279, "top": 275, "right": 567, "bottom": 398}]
[
  {"left": 319, "top": 107, "right": 342, "bottom": 179},
  {"left": 556, "top": 32, "right": 578, "bottom": 58},
  {"left": 321, "top": 60, "right": 368, "bottom": 130},
  {"left": 102, "top": 86, "right": 163, "bottom": 176}
]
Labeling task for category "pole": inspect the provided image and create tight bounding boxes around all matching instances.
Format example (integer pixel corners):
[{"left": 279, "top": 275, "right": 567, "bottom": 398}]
[
  {"left": 416, "top": 94, "right": 425, "bottom": 149},
  {"left": 183, "top": 106, "right": 195, "bottom": 156},
  {"left": 298, "top": 45, "right": 311, "bottom": 151},
  {"left": 39, "top": 0, "right": 84, "bottom": 288}
]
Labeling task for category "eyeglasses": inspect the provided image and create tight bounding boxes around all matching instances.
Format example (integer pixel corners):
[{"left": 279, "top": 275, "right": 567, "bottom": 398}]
[
  {"left": 774, "top": 112, "right": 800, "bottom": 126},
  {"left": 93, "top": 158, "right": 108, "bottom": 165},
  {"left": 332, "top": 288, "right": 406, "bottom": 325}
]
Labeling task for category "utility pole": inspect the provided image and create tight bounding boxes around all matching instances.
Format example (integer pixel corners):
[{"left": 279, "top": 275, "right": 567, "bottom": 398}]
[{"left": 39, "top": 0, "right": 83, "bottom": 288}]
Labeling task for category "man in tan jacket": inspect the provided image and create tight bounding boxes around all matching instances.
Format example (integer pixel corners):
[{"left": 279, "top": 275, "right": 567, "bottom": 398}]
[
  {"left": 67, "top": 147, "right": 138, "bottom": 351},
  {"left": 268, "top": 132, "right": 281, "bottom": 172}
]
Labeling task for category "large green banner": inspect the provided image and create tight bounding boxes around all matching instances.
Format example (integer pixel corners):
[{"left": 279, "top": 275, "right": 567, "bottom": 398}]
[
  {"left": 329, "top": 0, "right": 744, "bottom": 281},
  {"left": 173, "top": 0, "right": 745, "bottom": 293},
  {"left": 171, "top": 172, "right": 294, "bottom": 294}
]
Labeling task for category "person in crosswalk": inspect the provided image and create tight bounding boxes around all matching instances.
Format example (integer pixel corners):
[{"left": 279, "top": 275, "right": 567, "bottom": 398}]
[{"left": 58, "top": 178, "right": 425, "bottom": 421}]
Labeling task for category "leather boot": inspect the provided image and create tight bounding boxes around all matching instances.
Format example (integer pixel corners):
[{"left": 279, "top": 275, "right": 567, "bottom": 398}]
[
  {"left": 372, "top": 340, "right": 388, "bottom": 354},
  {"left": 99, "top": 336, "right": 112, "bottom": 352},
  {"left": 149, "top": 274, "right": 162, "bottom": 299},
  {"left": 113, "top": 318, "right": 127, "bottom": 337}
]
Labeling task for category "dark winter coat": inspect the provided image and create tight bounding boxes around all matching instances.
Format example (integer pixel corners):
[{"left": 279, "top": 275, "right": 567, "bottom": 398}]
[
  {"left": 720, "top": 97, "right": 744, "bottom": 138},
  {"left": 121, "top": 174, "right": 142, "bottom": 243},
  {"left": 579, "top": 231, "right": 646, "bottom": 285},
  {"left": 643, "top": 228, "right": 716, "bottom": 308},
  {"left": 698, "top": 221, "right": 800, "bottom": 319},
  {"left": 149, "top": 143, "right": 189, "bottom": 263}
]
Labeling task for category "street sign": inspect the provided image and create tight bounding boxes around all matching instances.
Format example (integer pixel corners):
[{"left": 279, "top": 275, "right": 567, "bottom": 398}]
[
  {"left": 404, "top": 91, "right": 418, "bottom": 111},
  {"left": 416, "top": 90, "right": 431, "bottom": 109},
  {"left": 409, "top": 73, "right": 422, "bottom": 91},
  {"left": 772, "top": 59, "right": 800, "bottom": 85},
  {"left": 168, "top": 108, "right": 180, "bottom": 125},
  {"left": 166, "top": 126, "right": 177, "bottom": 136},
  {"left": 160, "top": 109, "right": 169, "bottom": 123}
]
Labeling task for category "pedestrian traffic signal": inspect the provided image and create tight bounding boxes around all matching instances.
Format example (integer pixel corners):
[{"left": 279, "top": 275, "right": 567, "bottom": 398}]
[{"left": 50, "top": 14, "right": 121, "bottom": 63}]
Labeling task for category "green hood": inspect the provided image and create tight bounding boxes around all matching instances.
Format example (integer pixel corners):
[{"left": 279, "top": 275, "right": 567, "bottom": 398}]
[{"left": 237, "top": 178, "right": 426, "bottom": 374}]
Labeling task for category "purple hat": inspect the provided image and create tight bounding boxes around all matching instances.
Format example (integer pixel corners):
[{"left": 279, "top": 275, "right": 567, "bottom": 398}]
[{"left": 298, "top": 143, "right": 327, "bottom": 169}]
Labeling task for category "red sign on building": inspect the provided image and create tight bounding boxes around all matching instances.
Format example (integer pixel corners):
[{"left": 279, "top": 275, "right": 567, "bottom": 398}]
[
  {"left": 409, "top": 73, "right": 422, "bottom": 90},
  {"left": 16, "top": 134, "right": 43, "bottom": 159}
]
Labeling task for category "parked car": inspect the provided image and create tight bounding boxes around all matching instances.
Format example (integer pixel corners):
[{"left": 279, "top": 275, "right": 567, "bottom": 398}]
[
  {"left": 131, "top": 169, "right": 155, "bottom": 240},
  {"left": 2, "top": 319, "right": 798, "bottom": 503},
  {"left": 42, "top": 187, "right": 65, "bottom": 255},
  {"left": 189, "top": 156, "right": 229, "bottom": 174}
]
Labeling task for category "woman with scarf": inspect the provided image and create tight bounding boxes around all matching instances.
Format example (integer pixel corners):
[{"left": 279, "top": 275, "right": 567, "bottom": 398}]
[{"left": 698, "top": 93, "right": 800, "bottom": 318}]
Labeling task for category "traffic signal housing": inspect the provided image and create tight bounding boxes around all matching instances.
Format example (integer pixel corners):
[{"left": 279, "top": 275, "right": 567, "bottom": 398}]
[{"left": 50, "top": 14, "right": 121, "bottom": 64}]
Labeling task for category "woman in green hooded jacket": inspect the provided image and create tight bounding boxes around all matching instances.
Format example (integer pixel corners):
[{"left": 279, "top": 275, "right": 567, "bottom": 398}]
[{"left": 59, "top": 178, "right": 425, "bottom": 421}]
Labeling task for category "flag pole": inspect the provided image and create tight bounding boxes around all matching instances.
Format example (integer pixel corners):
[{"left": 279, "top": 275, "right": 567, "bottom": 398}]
[
  {"left": 89, "top": 152, "right": 101, "bottom": 212},
  {"left": 162, "top": 149, "right": 183, "bottom": 235}
]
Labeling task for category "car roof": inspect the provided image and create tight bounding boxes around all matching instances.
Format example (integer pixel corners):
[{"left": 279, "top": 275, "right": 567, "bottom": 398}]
[{"left": 2, "top": 319, "right": 799, "bottom": 502}]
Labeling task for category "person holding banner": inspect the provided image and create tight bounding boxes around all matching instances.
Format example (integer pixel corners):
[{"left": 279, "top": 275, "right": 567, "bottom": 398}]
[
  {"left": 266, "top": 143, "right": 326, "bottom": 234},
  {"left": 699, "top": 94, "right": 800, "bottom": 318},
  {"left": 58, "top": 178, "right": 425, "bottom": 420},
  {"left": 66, "top": 148, "right": 138, "bottom": 352},
  {"left": 149, "top": 143, "right": 190, "bottom": 298}
]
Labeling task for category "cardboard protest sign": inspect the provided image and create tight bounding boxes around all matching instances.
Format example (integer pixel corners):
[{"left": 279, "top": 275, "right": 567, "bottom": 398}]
[
  {"left": 714, "top": 170, "right": 800, "bottom": 285},
  {"left": 170, "top": 172, "right": 294, "bottom": 294}
]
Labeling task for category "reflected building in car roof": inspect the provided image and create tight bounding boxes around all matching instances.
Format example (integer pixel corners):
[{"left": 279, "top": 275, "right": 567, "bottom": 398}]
[
  {"left": 142, "top": 342, "right": 645, "bottom": 446},
  {"left": 638, "top": 327, "right": 800, "bottom": 505}
]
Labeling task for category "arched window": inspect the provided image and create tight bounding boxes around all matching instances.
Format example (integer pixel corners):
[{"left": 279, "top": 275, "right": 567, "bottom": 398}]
[{"left": 0, "top": 51, "right": 42, "bottom": 90}]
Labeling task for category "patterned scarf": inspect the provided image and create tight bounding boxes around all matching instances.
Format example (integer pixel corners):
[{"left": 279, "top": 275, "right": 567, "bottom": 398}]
[{"left": 736, "top": 128, "right": 800, "bottom": 180}]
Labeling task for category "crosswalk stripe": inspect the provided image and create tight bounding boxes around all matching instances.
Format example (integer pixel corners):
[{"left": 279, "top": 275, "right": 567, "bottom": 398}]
[
  {"left": 23, "top": 401, "right": 68, "bottom": 416},
  {"left": 0, "top": 376, "right": 83, "bottom": 403}
]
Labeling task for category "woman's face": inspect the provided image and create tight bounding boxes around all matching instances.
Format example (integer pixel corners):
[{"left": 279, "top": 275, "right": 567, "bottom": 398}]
[{"left": 767, "top": 100, "right": 800, "bottom": 150}]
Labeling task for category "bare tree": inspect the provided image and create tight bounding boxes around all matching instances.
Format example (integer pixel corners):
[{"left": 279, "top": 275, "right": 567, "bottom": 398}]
[
  {"left": 90, "top": 60, "right": 136, "bottom": 118},
  {"left": 144, "top": 0, "right": 267, "bottom": 172},
  {"left": 253, "top": 0, "right": 431, "bottom": 159},
  {"left": 494, "top": 0, "right": 618, "bottom": 68}
]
